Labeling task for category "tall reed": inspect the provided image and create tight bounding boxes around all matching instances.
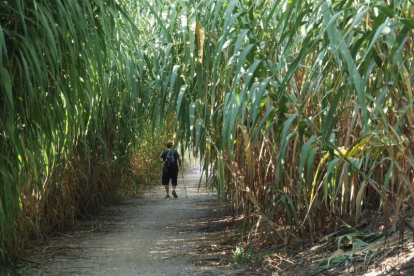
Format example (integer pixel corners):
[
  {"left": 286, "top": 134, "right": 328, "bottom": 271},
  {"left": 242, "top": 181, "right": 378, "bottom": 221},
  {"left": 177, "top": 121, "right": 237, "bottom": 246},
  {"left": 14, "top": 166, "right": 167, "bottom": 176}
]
[
  {"left": 0, "top": 0, "right": 144, "bottom": 262},
  {"left": 140, "top": 0, "right": 414, "bottom": 243},
  {"left": 1, "top": 0, "right": 413, "bottom": 263}
]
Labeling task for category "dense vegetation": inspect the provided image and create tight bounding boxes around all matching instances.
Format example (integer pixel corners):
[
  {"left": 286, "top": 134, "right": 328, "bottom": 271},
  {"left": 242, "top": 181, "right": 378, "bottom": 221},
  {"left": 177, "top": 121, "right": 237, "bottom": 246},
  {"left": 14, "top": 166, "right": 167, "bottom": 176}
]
[
  {"left": 142, "top": 0, "right": 414, "bottom": 244},
  {"left": 0, "top": 0, "right": 146, "bottom": 262},
  {"left": 1, "top": 0, "right": 413, "bottom": 268}
]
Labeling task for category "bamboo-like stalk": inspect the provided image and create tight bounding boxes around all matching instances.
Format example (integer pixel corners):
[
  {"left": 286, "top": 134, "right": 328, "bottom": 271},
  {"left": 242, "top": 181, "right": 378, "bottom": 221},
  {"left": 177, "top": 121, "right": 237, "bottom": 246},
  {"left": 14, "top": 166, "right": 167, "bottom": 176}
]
[
  {"left": 143, "top": 0, "right": 414, "bottom": 245},
  {"left": 1, "top": 0, "right": 413, "bottom": 264},
  {"left": 0, "top": 0, "right": 145, "bottom": 263}
]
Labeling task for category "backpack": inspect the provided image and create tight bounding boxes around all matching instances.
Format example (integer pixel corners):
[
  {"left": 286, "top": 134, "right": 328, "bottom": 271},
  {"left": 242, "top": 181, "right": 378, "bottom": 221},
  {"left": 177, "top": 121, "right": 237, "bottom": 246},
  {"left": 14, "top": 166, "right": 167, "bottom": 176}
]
[{"left": 163, "top": 150, "right": 178, "bottom": 172}]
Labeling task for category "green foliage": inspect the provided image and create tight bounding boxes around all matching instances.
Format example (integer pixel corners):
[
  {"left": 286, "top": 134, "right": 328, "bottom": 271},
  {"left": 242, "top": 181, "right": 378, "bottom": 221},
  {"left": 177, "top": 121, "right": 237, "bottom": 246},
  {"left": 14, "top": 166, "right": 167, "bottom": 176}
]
[
  {"left": 233, "top": 245, "right": 255, "bottom": 266},
  {"left": 1, "top": 0, "right": 414, "bottom": 266},
  {"left": 130, "top": 128, "right": 168, "bottom": 187},
  {"left": 0, "top": 0, "right": 145, "bottom": 263},
  {"left": 140, "top": 0, "right": 414, "bottom": 245}
]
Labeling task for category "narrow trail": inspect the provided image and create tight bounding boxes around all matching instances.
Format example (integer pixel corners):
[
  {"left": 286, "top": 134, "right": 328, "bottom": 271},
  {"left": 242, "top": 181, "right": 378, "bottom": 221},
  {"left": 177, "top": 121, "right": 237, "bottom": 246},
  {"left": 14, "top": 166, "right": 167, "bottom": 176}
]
[{"left": 23, "top": 168, "right": 239, "bottom": 275}]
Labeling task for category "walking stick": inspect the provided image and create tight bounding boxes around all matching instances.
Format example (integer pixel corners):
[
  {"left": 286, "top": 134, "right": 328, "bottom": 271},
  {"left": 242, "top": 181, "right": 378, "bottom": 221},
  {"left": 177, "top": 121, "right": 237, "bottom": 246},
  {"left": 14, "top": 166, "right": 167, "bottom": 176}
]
[{"left": 180, "top": 166, "right": 188, "bottom": 199}]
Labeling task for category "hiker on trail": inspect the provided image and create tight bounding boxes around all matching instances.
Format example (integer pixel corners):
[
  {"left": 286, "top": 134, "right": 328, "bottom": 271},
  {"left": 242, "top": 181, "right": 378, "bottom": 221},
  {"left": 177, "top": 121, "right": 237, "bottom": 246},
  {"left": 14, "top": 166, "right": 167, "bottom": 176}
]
[{"left": 159, "top": 141, "right": 182, "bottom": 199}]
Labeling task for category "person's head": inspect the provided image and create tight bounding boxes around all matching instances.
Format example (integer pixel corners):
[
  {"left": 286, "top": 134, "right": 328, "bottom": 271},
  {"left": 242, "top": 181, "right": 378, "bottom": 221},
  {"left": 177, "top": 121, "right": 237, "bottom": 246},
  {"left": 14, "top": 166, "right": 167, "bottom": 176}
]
[{"left": 166, "top": 141, "right": 173, "bottom": 148}]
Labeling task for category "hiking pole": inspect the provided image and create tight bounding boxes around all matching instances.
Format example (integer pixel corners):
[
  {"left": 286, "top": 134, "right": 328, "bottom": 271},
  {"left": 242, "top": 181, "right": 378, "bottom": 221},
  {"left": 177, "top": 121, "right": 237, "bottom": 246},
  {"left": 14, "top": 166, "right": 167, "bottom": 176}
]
[{"left": 180, "top": 166, "right": 188, "bottom": 199}]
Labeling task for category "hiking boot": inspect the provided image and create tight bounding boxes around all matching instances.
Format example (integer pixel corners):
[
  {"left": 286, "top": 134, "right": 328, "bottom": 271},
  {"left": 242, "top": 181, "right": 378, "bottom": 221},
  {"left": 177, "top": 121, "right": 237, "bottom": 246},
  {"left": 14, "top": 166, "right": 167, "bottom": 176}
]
[
  {"left": 172, "top": 190, "right": 178, "bottom": 198},
  {"left": 165, "top": 195, "right": 170, "bottom": 199}
]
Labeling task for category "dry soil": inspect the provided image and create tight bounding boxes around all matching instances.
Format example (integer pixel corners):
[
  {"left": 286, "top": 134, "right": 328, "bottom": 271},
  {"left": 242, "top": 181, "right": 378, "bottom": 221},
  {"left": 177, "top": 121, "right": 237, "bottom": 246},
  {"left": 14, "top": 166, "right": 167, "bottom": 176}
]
[{"left": 20, "top": 168, "right": 241, "bottom": 276}]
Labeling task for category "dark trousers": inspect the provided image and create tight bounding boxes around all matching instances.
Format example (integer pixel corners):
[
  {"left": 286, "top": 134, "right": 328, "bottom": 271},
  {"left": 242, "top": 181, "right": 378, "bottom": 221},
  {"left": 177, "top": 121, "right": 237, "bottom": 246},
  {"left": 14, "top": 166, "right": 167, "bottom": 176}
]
[{"left": 162, "top": 170, "right": 178, "bottom": 186}]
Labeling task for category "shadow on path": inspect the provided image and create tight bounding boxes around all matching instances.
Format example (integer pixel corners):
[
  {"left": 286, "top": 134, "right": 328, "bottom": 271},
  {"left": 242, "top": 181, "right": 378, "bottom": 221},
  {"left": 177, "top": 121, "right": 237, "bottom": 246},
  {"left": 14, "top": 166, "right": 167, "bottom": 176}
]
[{"left": 20, "top": 167, "right": 241, "bottom": 275}]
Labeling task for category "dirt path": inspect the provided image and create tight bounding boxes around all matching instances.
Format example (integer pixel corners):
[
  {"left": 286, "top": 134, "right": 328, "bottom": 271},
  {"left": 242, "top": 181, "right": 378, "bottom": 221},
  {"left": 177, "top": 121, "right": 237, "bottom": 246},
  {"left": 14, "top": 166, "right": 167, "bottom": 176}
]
[{"left": 21, "top": 168, "right": 240, "bottom": 275}]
